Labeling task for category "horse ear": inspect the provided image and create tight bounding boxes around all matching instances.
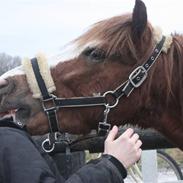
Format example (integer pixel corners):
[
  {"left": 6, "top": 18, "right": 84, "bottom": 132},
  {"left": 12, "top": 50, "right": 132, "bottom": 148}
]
[{"left": 131, "top": 0, "right": 147, "bottom": 41}]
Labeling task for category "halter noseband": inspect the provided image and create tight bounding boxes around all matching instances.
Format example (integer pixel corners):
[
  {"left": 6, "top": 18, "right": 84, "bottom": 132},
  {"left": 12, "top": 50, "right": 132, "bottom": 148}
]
[{"left": 30, "top": 36, "right": 165, "bottom": 152}]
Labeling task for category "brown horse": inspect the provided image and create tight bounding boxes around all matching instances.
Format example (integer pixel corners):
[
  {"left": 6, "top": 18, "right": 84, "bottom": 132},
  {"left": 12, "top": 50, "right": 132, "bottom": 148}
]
[{"left": 0, "top": 0, "right": 183, "bottom": 150}]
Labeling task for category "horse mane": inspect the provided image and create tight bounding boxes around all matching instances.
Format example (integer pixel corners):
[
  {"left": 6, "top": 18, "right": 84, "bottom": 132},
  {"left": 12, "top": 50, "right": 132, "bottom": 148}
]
[
  {"left": 73, "top": 13, "right": 183, "bottom": 119},
  {"left": 73, "top": 14, "right": 154, "bottom": 62},
  {"left": 168, "top": 34, "right": 183, "bottom": 116}
]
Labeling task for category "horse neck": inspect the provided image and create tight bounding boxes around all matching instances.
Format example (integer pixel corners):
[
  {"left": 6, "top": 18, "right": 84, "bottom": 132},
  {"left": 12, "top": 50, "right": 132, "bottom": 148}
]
[
  {"left": 172, "top": 34, "right": 183, "bottom": 55},
  {"left": 144, "top": 34, "right": 183, "bottom": 119}
]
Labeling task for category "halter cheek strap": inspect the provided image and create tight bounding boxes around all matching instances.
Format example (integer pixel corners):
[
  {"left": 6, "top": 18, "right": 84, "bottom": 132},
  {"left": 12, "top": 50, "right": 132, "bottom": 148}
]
[
  {"left": 113, "top": 36, "right": 166, "bottom": 98},
  {"left": 30, "top": 58, "right": 61, "bottom": 151}
]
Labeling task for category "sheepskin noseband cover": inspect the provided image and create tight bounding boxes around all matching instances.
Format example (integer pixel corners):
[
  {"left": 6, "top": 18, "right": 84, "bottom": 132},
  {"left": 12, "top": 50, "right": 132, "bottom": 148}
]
[{"left": 22, "top": 53, "right": 56, "bottom": 98}]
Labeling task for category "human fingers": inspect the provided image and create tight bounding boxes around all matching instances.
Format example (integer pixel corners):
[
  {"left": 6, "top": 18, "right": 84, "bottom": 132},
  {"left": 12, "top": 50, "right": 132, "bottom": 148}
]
[
  {"left": 135, "top": 148, "right": 142, "bottom": 161},
  {"left": 137, "top": 148, "right": 142, "bottom": 158},
  {"left": 131, "top": 133, "right": 139, "bottom": 143},
  {"left": 117, "top": 128, "right": 134, "bottom": 141},
  {"left": 105, "top": 125, "right": 118, "bottom": 142},
  {"left": 135, "top": 139, "right": 142, "bottom": 149}
]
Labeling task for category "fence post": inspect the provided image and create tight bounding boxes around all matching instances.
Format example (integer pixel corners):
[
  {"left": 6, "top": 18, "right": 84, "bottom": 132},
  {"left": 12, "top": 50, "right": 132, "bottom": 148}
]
[{"left": 141, "top": 150, "right": 158, "bottom": 183}]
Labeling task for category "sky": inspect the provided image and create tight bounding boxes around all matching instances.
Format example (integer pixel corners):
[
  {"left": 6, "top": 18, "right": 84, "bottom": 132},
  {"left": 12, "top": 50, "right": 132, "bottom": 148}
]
[{"left": 0, "top": 0, "right": 183, "bottom": 58}]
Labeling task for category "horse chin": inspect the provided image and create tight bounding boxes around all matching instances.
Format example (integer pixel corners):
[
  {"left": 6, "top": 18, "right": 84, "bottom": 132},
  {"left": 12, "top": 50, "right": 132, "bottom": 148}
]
[
  {"left": 0, "top": 105, "right": 31, "bottom": 124},
  {"left": 15, "top": 107, "right": 31, "bottom": 124}
]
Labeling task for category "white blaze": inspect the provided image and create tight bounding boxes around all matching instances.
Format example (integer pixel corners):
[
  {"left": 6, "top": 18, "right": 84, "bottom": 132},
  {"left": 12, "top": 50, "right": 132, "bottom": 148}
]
[
  {"left": 0, "top": 66, "right": 25, "bottom": 79},
  {"left": 48, "top": 40, "right": 102, "bottom": 67}
]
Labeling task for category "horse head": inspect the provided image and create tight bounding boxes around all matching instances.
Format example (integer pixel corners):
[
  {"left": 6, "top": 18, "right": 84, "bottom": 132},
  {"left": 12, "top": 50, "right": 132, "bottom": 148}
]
[{"left": 1, "top": 0, "right": 183, "bottom": 149}]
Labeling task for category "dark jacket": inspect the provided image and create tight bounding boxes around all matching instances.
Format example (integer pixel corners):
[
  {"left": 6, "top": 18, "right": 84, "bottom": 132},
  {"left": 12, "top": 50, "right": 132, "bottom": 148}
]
[{"left": 0, "top": 121, "right": 126, "bottom": 183}]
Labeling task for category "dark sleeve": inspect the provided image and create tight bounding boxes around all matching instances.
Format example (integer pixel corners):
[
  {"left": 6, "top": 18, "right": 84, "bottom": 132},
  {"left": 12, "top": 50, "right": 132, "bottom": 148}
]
[
  {"left": 0, "top": 127, "right": 126, "bottom": 183},
  {"left": 66, "top": 155, "right": 126, "bottom": 183},
  {"left": 0, "top": 127, "right": 64, "bottom": 183}
]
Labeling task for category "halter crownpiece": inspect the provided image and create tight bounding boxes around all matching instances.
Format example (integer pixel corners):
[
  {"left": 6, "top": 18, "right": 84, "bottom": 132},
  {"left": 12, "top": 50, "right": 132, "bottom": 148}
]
[
  {"left": 22, "top": 53, "right": 56, "bottom": 98},
  {"left": 153, "top": 26, "right": 172, "bottom": 53}
]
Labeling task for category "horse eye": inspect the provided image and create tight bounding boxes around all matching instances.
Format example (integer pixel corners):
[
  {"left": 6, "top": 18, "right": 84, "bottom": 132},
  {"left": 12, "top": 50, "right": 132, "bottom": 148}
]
[
  {"left": 89, "top": 49, "right": 105, "bottom": 61},
  {"left": 82, "top": 47, "right": 95, "bottom": 56},
  {"left": 82, "top": 47, "right": 106, "bottom": 62}
]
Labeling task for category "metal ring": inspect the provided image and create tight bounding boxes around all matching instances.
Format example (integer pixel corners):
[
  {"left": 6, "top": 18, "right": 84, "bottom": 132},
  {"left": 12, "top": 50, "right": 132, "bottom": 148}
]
[
  {"left": 54, "top": 132, "right": 60, "bottom": 141},
  {"left": 17, "top": 121, "right": 23, "bottom": 126},
  {"left": 103, "top": 91, "right": 119, "bottom": 108},
  {"left": 41, "top": 138, "right": 55, "bottom": 153}
]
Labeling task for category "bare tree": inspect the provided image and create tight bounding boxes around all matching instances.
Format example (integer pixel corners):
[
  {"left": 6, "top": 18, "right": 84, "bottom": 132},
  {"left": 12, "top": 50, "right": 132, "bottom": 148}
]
[{"left": 0, "top": 52, "right": 21, "bottom": 75}]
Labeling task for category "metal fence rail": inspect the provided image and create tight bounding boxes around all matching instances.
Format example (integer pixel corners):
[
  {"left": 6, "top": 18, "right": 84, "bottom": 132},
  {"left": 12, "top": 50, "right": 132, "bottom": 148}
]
[{"left": 45, "top": 128, "right": 175, "bottom": 154}]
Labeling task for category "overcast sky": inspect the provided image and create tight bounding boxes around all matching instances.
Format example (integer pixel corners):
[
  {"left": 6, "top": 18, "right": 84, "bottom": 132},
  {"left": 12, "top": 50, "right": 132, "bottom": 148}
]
[{"left": 0, "top": 0, "right": 183, "bottom": 58}]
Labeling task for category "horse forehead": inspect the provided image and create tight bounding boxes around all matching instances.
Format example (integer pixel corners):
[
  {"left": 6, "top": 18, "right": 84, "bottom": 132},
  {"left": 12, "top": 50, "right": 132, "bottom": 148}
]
[{"left": 0, "top": 66, "right": 25, "bottom": 79}]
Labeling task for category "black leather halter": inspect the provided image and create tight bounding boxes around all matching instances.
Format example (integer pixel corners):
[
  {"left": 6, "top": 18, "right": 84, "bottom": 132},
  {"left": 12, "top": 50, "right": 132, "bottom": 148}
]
[{"left": 30, "top": 36, "right": 165, "bottom": 152}]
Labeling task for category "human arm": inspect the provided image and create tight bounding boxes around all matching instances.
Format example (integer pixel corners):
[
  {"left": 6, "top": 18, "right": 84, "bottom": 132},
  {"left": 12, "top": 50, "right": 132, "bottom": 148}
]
[
  {"left": 0, "top": 122, "right": 141, "bottom": 183},
  {"left": 66, "top": 126, "right": 142, "bottom": 183},
  {"left": 0, "top": 127, "right": 64, "bottom": 183},
  {"left": 104, "top": 125, "right": 142, "bottom": 168}
]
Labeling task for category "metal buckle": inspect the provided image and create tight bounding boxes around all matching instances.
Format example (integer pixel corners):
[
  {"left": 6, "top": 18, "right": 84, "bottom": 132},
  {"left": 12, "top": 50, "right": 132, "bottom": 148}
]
[
  {"left": 129, "top": 66, "right": 147, "bottom": 88},
  {"left": 42, "top": 94, "right": 57, "bottom": 112}
]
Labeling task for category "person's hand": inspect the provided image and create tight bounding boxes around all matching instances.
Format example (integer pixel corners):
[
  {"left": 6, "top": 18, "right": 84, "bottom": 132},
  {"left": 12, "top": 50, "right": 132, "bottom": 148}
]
[{"left": 104, "top": 126, "right": 142, "bottom": 168}]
